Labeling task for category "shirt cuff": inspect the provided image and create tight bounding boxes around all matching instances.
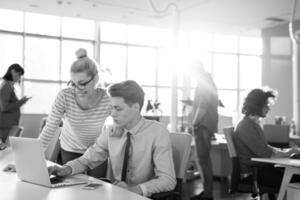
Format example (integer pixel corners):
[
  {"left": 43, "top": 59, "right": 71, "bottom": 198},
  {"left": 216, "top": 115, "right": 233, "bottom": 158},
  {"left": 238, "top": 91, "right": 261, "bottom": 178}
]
[
  {"left": 65, "top": 159, "right": 85, "bottom": 175},
  {"left": 138, "top": 184, "right": 148, "bottom": 196}
]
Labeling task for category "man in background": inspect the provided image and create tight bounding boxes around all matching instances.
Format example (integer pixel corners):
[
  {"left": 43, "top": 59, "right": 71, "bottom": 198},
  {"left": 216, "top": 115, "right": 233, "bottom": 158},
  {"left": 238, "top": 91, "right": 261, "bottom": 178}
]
[{"left": 190, "top": 61, "right": 218, "bottom": 200}]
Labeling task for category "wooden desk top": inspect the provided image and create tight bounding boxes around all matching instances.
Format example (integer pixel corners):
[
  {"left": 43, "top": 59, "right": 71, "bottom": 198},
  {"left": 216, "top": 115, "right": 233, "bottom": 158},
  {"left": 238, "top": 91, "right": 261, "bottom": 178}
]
[
  {"left": 251, "top": 157, "right": 300, "bottom": 167},
  {"left": 0, "top": 148, "right": 150, "bottom": 200}
]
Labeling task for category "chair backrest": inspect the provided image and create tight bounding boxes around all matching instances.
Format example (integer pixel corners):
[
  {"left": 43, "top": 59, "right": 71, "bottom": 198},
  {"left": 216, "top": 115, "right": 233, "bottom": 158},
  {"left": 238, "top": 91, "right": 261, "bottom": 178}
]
[
  {"left": 8, "top": 126, "right": 24, "bottom": 137},
  {"left": 223, "top": 126, "right": 236, "bottom": 158},
  {"left": 170, "top": 132, "right": 192, "bottom": 179},
  {"left": 44, "top": 127, "right": 61, "bottom": 162},
  {"left": 223, "top": 126, "right": 242, "bottom": 194}
]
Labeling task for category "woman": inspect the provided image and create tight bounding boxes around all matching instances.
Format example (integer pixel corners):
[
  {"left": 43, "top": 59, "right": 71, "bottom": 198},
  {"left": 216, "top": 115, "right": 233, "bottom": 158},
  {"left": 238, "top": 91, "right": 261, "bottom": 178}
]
[
  {"left": 0, "top": 64, "right": 30, "bottom": 150},
  {"left": 38, "top": 49, "right": 111, "bottom": 178},
  {"left": 234, "top": 88, "right": 300, "bottom": 192}
]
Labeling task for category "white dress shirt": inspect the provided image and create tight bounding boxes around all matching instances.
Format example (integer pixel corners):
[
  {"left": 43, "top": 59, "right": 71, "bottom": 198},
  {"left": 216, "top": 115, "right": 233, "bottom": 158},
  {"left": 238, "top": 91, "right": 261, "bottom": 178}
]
[{"left": 66, "top": 117, "right": 176, "bottom": 197}]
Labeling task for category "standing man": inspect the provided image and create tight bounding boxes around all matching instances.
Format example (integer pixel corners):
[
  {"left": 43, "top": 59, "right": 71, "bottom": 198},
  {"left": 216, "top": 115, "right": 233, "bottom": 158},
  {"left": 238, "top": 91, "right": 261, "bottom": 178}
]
[
  {"left": 190, "top": 61, "right": 218, "bottom": 200},
  {"left": 48, "top": 80, "right": 176, "bottom": 197}
]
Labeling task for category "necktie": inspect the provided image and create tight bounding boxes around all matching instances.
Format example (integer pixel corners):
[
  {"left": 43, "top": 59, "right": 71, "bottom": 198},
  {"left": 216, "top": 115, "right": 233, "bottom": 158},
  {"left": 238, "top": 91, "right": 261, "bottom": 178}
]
[{"left": 121, "top": 132, "right": 131, "bottom": 182}]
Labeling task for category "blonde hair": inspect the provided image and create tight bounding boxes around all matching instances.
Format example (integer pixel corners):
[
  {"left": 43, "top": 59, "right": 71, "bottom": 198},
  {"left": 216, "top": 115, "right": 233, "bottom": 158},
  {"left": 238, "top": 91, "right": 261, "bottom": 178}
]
[{"left": 70, "top": 50, "right": 98, "bottom": 77}]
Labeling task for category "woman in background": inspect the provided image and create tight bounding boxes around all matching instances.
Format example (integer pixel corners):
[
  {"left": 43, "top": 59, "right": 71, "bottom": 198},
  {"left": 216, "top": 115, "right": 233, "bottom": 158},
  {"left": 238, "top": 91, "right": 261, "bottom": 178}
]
[
  {"left": 0, "top": 64, "right": 31, "bottom": 150},
  {"left": 234, "top": 88, "right": 300, "bottom": 193},
  {"left": 39, "top": 49, "right": 111, "bottom": 178}
]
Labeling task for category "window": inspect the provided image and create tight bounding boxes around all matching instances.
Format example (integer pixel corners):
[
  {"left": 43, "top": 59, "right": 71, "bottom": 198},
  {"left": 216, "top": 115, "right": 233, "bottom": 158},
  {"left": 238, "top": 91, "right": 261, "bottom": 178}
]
[
  {"left": 240, "top": 56, "right": 262, "bottom": 89},
  {"left": 0, "top": 9, "right": 23, "bottom": 32},
  {"left": 240, "top": 36, "right": 262, "bottom": 55},
  {"left": 25, "top": 36, "right": 60, "bottom": 80},
  {"left": 61, "top": 40, "right": 94, "bottom": 81},
  {"left": 25, "top": 12, "right": 60, "bottom": 36},
  {"left": 0, "top": 33, "right": 23, "bottom": 76},
  {"left": 62, "top": 17, "right": 95, "bottom": 40},
  {"left": 100, "top": 44, "right": 126, "bottom": 83},
  {"left": 23, "top": 81, "right": 60, "bottom": 114},
  {"left": 128, "top": 46, "right": 156, "bottom": 85},
  {"left": 128, "top": 25, "right": 158, "bottom": 46},
  {"left": 214, "top": 34, "right": 238, "bottom": 53},
  {"left": 100, "top": 22, "right": 127, "bottom": 43},
  {"left": 0, "top": 9, "right": 263, "bottom": 121},
  {"left": 214, "top": 54, "right": 238, "bottom": 89}
]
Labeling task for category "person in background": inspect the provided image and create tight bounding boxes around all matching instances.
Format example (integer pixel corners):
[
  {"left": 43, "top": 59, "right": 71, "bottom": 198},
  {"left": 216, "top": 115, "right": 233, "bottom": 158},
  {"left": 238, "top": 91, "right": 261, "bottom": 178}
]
[
  {"left": 48, "top": 80, "right": 176, "bottom": 197},
  {"left": 233, "top": 88, "right": 300, "bottom": 192},
  {"left": 38, "top": 48, "right": 111, "bottom": 178},
  {"left": 190, "top": 61, "right": 218, "bottom": 200},
  {"left": 0, "top": 64, "right": 31, "bottom": 150}
]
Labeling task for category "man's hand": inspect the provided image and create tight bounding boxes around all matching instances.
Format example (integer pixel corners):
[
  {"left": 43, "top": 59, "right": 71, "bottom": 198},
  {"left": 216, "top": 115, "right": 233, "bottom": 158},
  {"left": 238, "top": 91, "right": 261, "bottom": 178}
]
[
  {"left": 48, "top": 165, "right": 72, "bottom": 177},
  {"left": 114, "top": 181, "right": 142, "bottom": 195}
]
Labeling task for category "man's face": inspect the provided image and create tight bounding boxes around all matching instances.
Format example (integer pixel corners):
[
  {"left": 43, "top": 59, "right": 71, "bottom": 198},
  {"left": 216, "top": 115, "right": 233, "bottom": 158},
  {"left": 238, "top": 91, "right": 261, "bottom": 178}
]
[{"left": 110, "top": 97, "right": 138, "bottom": 129}]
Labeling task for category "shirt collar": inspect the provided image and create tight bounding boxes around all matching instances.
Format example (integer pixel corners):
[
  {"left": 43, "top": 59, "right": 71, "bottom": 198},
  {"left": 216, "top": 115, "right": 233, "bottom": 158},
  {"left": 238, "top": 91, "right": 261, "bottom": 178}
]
[{"left": 124, "top": 117, "right": 145, "bottom": 136}]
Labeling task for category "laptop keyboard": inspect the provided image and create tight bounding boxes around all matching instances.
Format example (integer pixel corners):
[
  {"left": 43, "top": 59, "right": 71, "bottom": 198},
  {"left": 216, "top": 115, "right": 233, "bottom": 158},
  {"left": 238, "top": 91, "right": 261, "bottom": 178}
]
[{"left": 50, "top": 176, "right": 65, "bottom": 184}]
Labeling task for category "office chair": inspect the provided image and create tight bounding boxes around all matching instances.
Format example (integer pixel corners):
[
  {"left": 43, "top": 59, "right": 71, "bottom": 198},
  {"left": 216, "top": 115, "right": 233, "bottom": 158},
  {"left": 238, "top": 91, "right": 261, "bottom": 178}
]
[
  {"left": 223, "top": 127, "right": 276, "bottom": 200},
  {"left": 44, "top": 127, "right": 61, "bottom": 162},
  {"left": 8, "top": 125, "right": 24, "bottom": 137},
  {"left": 152, "top": 132, "right": 192, "bottom": 200}
]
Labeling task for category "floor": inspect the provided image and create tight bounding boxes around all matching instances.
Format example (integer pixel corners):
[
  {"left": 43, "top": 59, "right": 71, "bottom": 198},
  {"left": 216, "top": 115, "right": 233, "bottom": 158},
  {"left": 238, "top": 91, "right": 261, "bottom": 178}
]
[{"left": 182, "top": 177, "right": 254, "bottom": 200}]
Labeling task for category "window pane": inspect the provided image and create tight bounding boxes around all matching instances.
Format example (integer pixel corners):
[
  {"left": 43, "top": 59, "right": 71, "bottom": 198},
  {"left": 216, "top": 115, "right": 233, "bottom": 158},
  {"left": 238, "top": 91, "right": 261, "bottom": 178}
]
[
  {"left": 240, "top": 56, "right": 262, "bottom": 89},
  {"left": 23, "top": 81, "right": 60, "bottom": 114},
  {"left": 25, "top": 12, "right": 60, "bottom": 36},
  {"left": 158, "top": 49, "right": 172, "bottom": 86},
  {"left": 128, "top": 25, "right": 158, "bottom": 46},
  {"left": 157, "top": 29, "right": 173, "bottom": 47},
  {"left": 0, "top": 9, "right": 23, "bottom": 32},
  {"left": 100, "top": 22, "right": 127, "bottom": 43},
  {"left": 214, "top": 54, "right": 238, "bottom": 89},
  {"left": 156, "top": 88, "right": 182, "bottom": 117},
  {"left": 270, "top": 37, "right": 291, "bottom": 55},
  {"left": 61, "top": 40, "right": 94, "bottom": 81},
  {"left": 62, "top": 17, "right": 95, "bottom": 40},
  {"left": 0, "top": 33, "right": 23, "bottom": 76},
  {"left": 142, "top": 86, "right": 156, "bottom": 115},
  {"left": 218, "top": 90, "right": 237, "bottom": 113},
  {"left": 128, "top": 46, "right": 156, "bottom": 85},
  {"left": 100, "top": 44, "right": 126, "bottom": 83},
  {"left": 25, "top": 37, "right": 60, "bottom": 80},
  {"left": 158, "top": 88, "right": 171, "bottom": 116},
  {"left": 189, "top": 32, "right": 212, "bottom": 51},
  {"left": 214, "top": 34, "right": 238, "bottom": 53},
  {"left": 240, "top": 37, "right": 262, "bottom": 55}
]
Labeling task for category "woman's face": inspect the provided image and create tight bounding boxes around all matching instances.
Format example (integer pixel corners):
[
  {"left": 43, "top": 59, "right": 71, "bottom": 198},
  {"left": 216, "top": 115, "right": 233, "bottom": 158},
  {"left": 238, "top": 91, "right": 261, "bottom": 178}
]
[
  {"left": 69, "top": 71, "right": 96, "bottom": 97},
  {"left": 11, "top": 69, "right": 22, "bottom": 83},
  {"left": 260, "top": 103, "right": 271, "bottom": 117}
]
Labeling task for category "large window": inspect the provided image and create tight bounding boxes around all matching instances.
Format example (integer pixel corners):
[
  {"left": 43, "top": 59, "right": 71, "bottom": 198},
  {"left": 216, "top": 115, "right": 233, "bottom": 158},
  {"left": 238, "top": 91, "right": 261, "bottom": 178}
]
[{"left": 0, "top": 8, "right": 262, "bottom": 121}]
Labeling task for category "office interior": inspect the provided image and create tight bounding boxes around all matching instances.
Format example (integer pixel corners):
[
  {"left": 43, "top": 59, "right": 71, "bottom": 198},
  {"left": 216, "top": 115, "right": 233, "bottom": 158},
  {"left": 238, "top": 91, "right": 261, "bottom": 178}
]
[{"left": 1, "top": 0, "right": 300, "bottom": 199}]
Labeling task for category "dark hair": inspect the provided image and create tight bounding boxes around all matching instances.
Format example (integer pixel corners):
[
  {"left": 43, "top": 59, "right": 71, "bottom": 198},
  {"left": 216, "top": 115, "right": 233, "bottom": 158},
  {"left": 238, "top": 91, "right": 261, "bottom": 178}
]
[
  {"left": 3, "top": 63, "right": 24, "bottom": 81},
  {"left": 107, "top": 80, "right": 145, "bottom": 110},
  {"left": 242, "top": 88, "right": 277, "bottom": 117}
]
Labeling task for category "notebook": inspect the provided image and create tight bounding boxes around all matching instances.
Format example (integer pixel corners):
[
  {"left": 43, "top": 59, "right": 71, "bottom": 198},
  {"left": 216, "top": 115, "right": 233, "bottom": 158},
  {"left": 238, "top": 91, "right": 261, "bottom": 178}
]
[{"left": 10, "top": 136, "right": 88, "bottom": 188}]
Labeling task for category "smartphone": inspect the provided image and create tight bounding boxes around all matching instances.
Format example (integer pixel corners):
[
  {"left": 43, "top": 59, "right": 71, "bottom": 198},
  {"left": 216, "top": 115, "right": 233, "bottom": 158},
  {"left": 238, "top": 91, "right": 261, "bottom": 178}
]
[{"left": 82, "top": 183, "right": 102, "bottom": 190}]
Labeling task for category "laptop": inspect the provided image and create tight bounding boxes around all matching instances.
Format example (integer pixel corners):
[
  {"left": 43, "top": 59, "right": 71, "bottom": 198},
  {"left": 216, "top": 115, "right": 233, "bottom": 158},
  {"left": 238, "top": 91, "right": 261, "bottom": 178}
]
[{"left": 10, "top": 136, "right": 88, "bottom": 188}]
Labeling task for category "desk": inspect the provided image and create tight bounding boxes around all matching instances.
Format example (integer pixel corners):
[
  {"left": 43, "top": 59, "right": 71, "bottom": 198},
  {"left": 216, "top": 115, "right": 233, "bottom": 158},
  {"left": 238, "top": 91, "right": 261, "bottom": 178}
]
[
  {"left": 0, "top": 149, "right": 150, "bottom": 200},
  {"left": 252, "top": 157, "right": 300, "bottom": 200}
]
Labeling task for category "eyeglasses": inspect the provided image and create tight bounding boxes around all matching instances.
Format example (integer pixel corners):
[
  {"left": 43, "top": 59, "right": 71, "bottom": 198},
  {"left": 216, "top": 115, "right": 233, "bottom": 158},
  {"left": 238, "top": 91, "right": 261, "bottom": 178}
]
[{"left": 67, "top": 76, "right": 94, "bottom": 90}]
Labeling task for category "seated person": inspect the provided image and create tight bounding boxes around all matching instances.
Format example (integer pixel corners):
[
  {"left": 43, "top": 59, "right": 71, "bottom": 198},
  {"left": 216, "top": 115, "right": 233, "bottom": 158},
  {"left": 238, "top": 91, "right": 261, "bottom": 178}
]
[
  {"left": 48, "top": 80, "right": 176, "bottom": 197},
  {"left": 233, "top": 88, "right": 300, "bottom": 192}
]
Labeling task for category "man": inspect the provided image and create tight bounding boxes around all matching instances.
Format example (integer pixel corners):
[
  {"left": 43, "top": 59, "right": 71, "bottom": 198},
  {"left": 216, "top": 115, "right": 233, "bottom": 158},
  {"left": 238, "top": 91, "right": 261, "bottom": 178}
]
[
  {"left": 190, "top": 61, "right": 218, "bottom": 200},
  {"left": 48, "top": 80, "right": 176, "bottom": 197}
]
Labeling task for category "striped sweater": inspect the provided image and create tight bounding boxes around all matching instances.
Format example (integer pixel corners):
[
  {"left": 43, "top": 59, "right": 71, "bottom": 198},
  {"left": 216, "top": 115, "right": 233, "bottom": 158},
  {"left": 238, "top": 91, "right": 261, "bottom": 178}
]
[{"left": 38, "top": 88, "right": 111, "bottom": 154}]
